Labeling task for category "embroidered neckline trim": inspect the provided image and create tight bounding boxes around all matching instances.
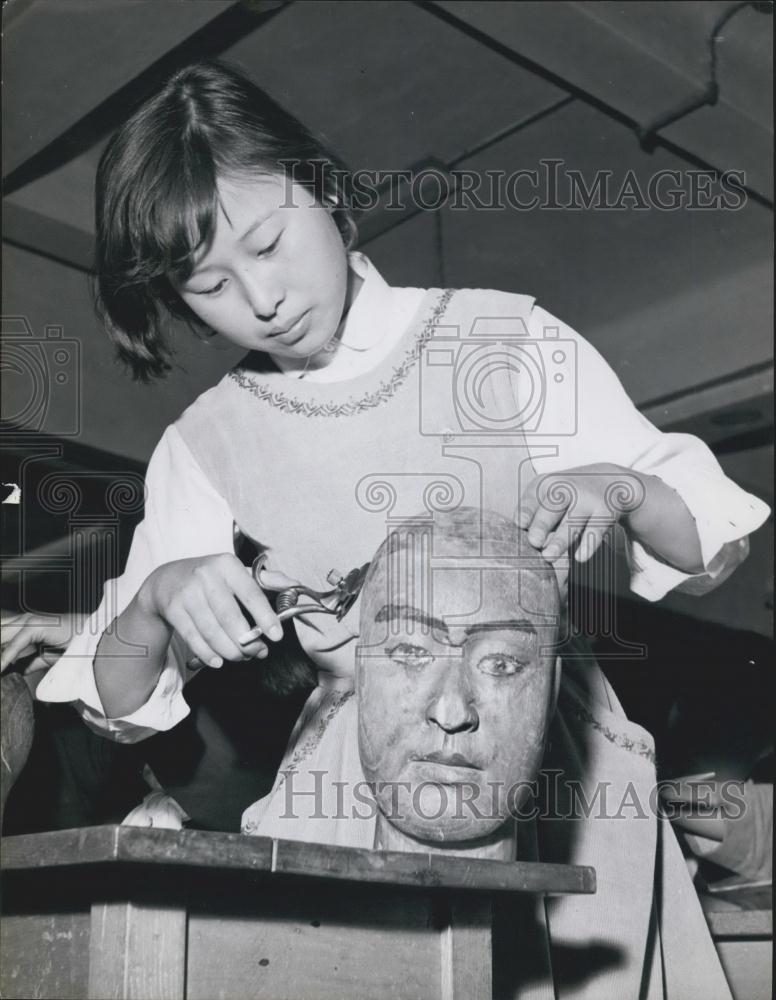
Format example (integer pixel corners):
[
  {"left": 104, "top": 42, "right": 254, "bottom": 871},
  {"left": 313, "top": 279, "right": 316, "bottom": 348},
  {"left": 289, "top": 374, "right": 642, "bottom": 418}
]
[{"left": 227, "top": 289, "right": 454, "bottom": 417}]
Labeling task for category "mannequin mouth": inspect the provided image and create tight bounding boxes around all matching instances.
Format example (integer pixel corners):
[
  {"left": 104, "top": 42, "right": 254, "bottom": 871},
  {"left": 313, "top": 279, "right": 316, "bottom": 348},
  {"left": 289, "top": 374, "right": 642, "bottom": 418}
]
[{"left": 412, "top": 751, "right": 482, "bottom": 770}]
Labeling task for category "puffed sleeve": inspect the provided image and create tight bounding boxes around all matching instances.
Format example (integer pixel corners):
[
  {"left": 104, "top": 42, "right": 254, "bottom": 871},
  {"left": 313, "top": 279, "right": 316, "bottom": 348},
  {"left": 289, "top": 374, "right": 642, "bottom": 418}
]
[
  {"left": 526, "top": 305, "right": 770, "bottom": 601},
  {"left": 35, "top": 424, "right": 235, "bottom": 742}
]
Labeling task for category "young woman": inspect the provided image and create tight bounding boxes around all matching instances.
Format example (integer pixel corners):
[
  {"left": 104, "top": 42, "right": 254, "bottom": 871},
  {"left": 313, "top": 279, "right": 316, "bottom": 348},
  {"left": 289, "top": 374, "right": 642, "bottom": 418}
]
[{"left": 10, "top": 60, "right": 768, "bottom": 998}]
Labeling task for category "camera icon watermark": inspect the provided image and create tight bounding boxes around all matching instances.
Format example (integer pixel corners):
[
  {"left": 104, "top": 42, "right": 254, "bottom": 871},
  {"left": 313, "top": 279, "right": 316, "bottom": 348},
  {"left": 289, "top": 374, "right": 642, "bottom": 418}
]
[
  {"left": 1, "top": 316, "right": 81, "bottom": 436},
  {"left": 419, "top": 315, "right": 577, "bottom": 438}
]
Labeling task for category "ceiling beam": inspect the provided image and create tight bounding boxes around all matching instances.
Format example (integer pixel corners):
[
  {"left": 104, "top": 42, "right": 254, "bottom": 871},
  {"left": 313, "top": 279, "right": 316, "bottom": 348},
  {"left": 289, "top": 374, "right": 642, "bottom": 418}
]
[
  {"left": 640, "top": 362, "right": 773, "bottom": 451},
  {"left": 357, "top": 95, "right": 575, "bottom": 246},
  {"left": 3, "top": 201, "right": 93, "bottom": 272},
  {"left": 3, "top": 1, "right": 286, "bottom": 191},
  {"left": 423, "top": 0, "right": 773, "bottom": 202}
]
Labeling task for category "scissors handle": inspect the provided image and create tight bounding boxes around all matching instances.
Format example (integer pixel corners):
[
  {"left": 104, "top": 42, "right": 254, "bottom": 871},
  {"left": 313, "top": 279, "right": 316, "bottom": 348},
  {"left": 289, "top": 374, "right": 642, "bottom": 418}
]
[{"left": 183, "top": 526, "right": 371, "bottom": 672}]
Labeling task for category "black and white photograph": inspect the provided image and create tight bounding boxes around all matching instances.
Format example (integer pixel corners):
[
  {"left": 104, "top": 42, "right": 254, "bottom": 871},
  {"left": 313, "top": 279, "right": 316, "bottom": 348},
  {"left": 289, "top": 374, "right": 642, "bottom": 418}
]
[{"left": 1, "top": 2, "right": 773, "bottom": 998}]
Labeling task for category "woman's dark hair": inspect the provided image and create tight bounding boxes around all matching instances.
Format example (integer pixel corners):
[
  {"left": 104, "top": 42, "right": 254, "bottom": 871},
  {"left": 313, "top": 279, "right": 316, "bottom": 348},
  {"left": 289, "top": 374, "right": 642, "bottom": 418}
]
[{"left": 95, "top": 60, "right": 356, "bottom": 381}]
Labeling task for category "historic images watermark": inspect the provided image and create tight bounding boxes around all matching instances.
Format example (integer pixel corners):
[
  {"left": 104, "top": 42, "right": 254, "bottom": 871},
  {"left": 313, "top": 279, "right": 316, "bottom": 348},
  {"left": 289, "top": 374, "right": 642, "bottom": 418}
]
[
  {"left": 1, "top": 315, "right": 144, "bottom": 643},
  {"left": 281, "top": 159, "right": 748, "bottom": 213},
  {"left": 354, "top": 305, "right": 649, "bottom": 659},
  {"left": 278, "top": 770, "right": 748, "bottom": 824},
  {"left": 1, "top": 316, "right": 81, "bottom": 437}
]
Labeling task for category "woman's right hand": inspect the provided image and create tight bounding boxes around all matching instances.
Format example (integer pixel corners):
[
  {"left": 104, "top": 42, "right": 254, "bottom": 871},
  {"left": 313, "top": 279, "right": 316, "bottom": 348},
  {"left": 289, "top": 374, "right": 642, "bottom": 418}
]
[{"left": 136, "top": 553, "right": 285, "bottom": 669}]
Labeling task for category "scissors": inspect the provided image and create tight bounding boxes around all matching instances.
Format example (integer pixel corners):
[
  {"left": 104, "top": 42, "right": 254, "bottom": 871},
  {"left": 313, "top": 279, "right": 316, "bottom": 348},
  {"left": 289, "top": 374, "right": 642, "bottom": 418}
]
[
  {"left": 238, "top": 550, "right": 370, "bottom": 643},
  {"left": 186, "top": 527, "right": 370, "bottom": 668}
]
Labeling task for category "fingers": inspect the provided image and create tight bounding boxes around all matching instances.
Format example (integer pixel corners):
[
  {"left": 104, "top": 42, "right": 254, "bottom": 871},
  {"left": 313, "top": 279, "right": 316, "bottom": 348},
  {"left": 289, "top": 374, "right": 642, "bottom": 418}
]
[
  {"left": 184, "top": 591, "right": 246, "bottom": 663},
  {"left": 226, "top": 560, "right": 283, "bottom": 641},
  {"left": 518, "top": 476, "right": 578, "bottom": 550},
  {"left": 660, "top": 775, "right": 721, "bottom": 808},
  {"left": 1, "top": 618, "right": 29, "bottom": 647},
  {"left": 150, "top": 554, "right": 285, "bottom": 672},
  {"left": 1, "top": 616, "right": 43, "bottom": 672},
  {"left": 519, "top": 470, "right": 630, "bottom": 559},
  {"left": 1, "top": 612, "right": 86, "bottom": 672},
  {"left": 1, "top": 611, "right": 26, "bottom": 627},
  {"left": 659, "top": 776, "right": 726, "bottom": 840},
  {"left": 181, "top": 591, "right": 269, "bottom": 665},
  {"left": 575, "top": 521, "right": 613, "bottom": 563},
  {"left": 523, "top": 495, "right": 566, "bottom": 550},
  {"left": 1, "top": 632, "right": 39, "bottom": 672},
  {"left": 516, "top": 483, "right": 540, "bottom": 531},
  {"left": 171, "top": 608, "right": 224, "bottom": 669},
  {"left": 542, "top": 514, "right": 585, "bottom": 561},
  {"left": 552, "top": 560, "right": 570, "bottom": 600},
  {"left": 255, "top": 568, "right": 301, "bottom": 592},
  {"left": 533, "top": 511, "right": 613, "bottom": 581},
  {"left": 172, "top": 555, "right": 281, "bottom": 667}
]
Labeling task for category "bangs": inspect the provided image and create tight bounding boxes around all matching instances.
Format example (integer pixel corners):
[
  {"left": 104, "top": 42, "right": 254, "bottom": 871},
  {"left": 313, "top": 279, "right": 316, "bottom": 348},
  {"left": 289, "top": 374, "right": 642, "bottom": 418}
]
[{"left": 122, "top": 135, "right": 222, "bottom": 287}]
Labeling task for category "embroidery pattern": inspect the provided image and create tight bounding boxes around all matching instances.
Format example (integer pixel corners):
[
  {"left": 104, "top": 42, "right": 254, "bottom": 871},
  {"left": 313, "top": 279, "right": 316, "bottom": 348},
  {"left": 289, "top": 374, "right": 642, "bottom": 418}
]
[
  {"left": 569, "top": 704, "right": 656, "bottom": 764},
  {"left": 241, "top": 689, "right": 355, "bottom": 835},
  {"left": 228, "top": 289, "right": 455, "bottom": 416},
  {"left": 285, "top": 689, "right": 354, "bottom": 776}
]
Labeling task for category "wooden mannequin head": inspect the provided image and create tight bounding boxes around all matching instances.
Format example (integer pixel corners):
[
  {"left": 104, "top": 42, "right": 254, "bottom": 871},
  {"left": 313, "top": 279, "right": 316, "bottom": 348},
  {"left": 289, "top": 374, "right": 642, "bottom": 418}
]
[{"left": 356, "top": 507, "right": 561, "bottom": 858}]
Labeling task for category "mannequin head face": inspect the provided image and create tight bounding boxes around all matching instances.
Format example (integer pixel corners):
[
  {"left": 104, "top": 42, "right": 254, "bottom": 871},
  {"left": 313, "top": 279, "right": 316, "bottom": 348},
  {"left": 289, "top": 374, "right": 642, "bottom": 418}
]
[{"left": 356, "top": 508, "right": 561, "bottom": 844}]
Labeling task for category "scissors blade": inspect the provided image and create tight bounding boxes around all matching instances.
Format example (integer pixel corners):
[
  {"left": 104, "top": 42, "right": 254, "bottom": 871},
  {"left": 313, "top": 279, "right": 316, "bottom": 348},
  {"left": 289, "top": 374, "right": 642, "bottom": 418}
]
[{"left": 334, "top": 562, "right": 371, "bottom": 620}]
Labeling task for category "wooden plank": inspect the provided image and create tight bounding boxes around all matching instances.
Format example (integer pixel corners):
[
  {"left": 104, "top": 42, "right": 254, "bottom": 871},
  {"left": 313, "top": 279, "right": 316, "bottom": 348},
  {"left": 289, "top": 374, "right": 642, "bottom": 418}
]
[
  {"left": 115, "top": 826, "right": 275, "bottom": 872},
  {"left": 1, "top": 826, "right": 273, "bottom": 873},
  {"left": 273, "top": 837, "right": 596, "bottom": 894},
  {"left": 2, "top": 825, "right": 121, "bottom": 868},
  {"left": 707, "top": 908, "right": 773, "bottom": 939},
  {"left": 440, "top": 896, "right": 492, "bottom": 1000},
  {"left": 187, "top": 882, "right": 439, "bottom": 1000},
  {"left": 0, "top": 910, "right": 90, "bottom": 1000},
  {"left": 2, "top": 826, "right": 595, "bottom": 894},
  {"left": 715, "top": 939, "right": 773, "bottom": 1000},
  {"left": 88, "top": 900, "right": 186, "bottom": 1000}
]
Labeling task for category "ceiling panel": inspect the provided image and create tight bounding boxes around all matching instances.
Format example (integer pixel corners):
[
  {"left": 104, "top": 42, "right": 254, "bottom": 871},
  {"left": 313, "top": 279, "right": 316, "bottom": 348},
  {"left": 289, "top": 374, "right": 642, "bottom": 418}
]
[
  {"left": 223, "top": 0, "right": 565, "bottom": 170},
  {"left": 437, "top": 99, "right": 772, "bottom": 403},
  {"left": 362, "top": 207, "right": 441, "bottom": 290},
  {"left": 4, "top": 0, "right": 565, "bottom": 262},
  {"left": 433, "top": 0, "right": 774, "bottom": 197},
  {"left": 2, "top": 0, "right": 235, "bottom": 177}
]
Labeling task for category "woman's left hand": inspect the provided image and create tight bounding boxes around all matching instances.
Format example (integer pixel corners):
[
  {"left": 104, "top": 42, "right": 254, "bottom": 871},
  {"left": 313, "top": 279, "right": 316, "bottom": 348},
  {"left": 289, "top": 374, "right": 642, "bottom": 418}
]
[
  {"left": 518, "top": 463, "right": 645, "bottom": 566},
  {"left": 1, "top": 611, "right": 87, "bottom": 674}
]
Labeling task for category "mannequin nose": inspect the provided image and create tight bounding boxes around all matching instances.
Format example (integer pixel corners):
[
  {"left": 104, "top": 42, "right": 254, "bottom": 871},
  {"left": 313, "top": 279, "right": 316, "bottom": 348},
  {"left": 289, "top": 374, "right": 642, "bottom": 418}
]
[{"left": 426, "top": 666, "right": 479, "bottom": 735}]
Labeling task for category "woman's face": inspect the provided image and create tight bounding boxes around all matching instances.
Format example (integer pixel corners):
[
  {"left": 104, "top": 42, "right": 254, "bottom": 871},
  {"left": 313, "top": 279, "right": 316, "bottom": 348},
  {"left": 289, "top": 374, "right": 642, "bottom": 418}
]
[{"left": 172, "top": 173, "right": 355, "bottom": 359}]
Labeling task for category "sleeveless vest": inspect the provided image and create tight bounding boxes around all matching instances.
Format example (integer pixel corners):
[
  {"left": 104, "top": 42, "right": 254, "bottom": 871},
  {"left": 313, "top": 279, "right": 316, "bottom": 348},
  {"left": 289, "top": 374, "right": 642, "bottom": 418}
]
[{"left": 177, "top": 287, "right": 542, "bottom": 671}]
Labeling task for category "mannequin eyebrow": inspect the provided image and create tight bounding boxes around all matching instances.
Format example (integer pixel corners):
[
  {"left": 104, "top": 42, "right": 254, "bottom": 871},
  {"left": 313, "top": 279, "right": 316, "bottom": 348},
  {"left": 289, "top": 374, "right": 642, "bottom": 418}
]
[
  {"left": 376, "top": 604, "right": 448, "bottom": 635},
  {"left": 375, "top": 606, "right": 537, "bottom": 641},
  {"left": 464, "top": 620, "right": 537, "bottom": 637}
]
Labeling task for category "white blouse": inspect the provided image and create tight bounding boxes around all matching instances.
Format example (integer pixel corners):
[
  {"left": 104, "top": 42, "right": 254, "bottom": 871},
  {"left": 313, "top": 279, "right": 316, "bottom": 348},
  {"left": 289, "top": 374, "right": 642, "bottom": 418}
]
[{"left": 36, "top": 254, "right": 770, "bottom": 741}]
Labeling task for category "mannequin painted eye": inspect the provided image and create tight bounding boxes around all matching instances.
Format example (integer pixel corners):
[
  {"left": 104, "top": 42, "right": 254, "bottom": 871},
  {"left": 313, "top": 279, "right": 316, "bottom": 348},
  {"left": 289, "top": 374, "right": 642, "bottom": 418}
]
[
  {"left": 476, "top": 652, "right": 526, "bottom": 677},
  {"left": 386, "top": 643, "right": 434, "bottom": 669}
]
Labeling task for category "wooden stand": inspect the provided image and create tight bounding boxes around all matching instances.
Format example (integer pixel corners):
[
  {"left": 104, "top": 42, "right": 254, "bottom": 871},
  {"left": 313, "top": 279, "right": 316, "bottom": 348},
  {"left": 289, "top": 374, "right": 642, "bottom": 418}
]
[{"left": 1, "top": 825, "right": 595, "bottom": 1000}]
